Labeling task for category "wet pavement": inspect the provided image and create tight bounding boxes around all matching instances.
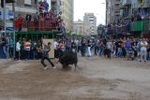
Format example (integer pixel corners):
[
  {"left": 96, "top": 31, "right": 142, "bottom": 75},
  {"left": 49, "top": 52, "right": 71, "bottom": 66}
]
[{"left": 0, "top": 56, "right": 150, "bottom": 100}]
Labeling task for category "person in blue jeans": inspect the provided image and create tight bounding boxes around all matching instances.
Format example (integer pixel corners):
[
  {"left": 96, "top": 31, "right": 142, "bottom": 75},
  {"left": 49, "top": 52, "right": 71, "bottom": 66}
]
[
  {"left": 41, "top": 42, "right": 55, "bottom": 70},
  {"left": 147, "top": 45, "right": 150, "bottom": 61},
  {"left": 139, "top": 38, "right": 148, "bottom": 62},
  {"left": 1, "top": 34, "right": 7, "bottom": 58},
  {"left": 117, "top": 40, "right": 123, "bottom": 58}
]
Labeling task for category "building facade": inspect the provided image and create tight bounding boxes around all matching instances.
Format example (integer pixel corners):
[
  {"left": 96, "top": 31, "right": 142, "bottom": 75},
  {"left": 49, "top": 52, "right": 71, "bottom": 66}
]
[
  {"left": 0, "top": 0, "right": 62, "bottom": 30},
  {"left": 0, "top": 0, "right": 38, "bottom": 18},
  {"left": 51, "top": 0, "right": 61, "bottom": 15},
  {"left": 73, "top": 19, "right": 84, "bottom": 36},
  {"left": 60, "top": 0, "right": 74, "bottom": 32},
  {"left": 119, "top": 0, "right": 150, "bottom": 37},
  {"left": 83, "top": 13, "right": 97, "bottom": 36},
  {"left": 0, "top": 0, "right": 37, "bottom": 28},
  {"left": 106, "top": 0, "right": 120, "bottom": 25},
  {"left": 120, "top": 0, "right": 150, "bottom": 18}
]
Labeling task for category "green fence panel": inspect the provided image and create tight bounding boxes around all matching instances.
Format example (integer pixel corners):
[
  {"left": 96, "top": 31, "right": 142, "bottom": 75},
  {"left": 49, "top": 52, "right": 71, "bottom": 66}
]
[
  {"left": 15, "top": 31, "right": 58, "bottom": 40},
  {"left": 131, "top": 20, "right": 149, "bottom": 31}
]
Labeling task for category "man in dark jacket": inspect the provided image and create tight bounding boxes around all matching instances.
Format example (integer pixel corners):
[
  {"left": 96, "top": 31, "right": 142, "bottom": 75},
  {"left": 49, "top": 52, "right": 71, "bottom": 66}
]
[
  {"left": 41, "top": 42, "right": 55, "bottom": 70},
  {"left": 81, "top": 38, "right": 86, "bottom": 57}
]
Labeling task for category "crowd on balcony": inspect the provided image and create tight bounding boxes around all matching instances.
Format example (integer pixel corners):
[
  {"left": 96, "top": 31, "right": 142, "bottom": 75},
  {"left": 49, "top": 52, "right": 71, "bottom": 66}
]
[
  {"left": 14, "top": 12, "right": 64, "bottom": 32},
  {"left": 102, "top": 8, "right": 150, "bottom": 38},
  {"left": 14, "top": 0, "right": 65, "bottom": 33}
]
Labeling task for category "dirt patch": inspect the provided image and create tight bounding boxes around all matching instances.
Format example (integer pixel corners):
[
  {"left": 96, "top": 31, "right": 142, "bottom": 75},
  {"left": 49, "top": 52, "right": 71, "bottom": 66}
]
[
  {"left": 2, "top": 61, "right": 29, "bottom": 74},
  {"left": 0, "top": 57, "right": 150, "bottom": 100}
]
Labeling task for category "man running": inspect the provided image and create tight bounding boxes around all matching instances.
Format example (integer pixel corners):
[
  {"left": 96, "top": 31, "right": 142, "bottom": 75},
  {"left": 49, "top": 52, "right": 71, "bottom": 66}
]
[{"left": 41, "top": 42, "right": 56, "bottom": 70}]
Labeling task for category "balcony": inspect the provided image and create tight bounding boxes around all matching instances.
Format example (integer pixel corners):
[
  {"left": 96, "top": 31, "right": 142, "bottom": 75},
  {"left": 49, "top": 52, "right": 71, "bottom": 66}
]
[
  {"left": 131, "top": 20, "right": 149, "bottom": 32},
  {"left": 51, "top": 0, "right": 57, "bottom": 3},
  {"left": 115, "top": 0, "right": 120, "bottom": 5},
  {"left": 121, "top": 0, "right": 131, "bottom": 6},
  {"left": 119, "top": 5, "right": 126, "bottom": 9},
  {"left": 140, "top": 2, "right": 150, "bottom": 8},
  {"left": 115, "top": 11, "right": 120, "bottom": 16}
]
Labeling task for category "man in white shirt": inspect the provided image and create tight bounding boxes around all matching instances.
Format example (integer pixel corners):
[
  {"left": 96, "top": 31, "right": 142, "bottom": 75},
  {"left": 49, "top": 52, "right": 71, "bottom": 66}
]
[
  {"left": 106, "top": 39, "right": 113, "bottom": 59},
  {"left": 15, "top": 39, "right": 21, "bottom": 60},
  {"left": 140, "top": 38, "right": 148, "bottom": 62}
]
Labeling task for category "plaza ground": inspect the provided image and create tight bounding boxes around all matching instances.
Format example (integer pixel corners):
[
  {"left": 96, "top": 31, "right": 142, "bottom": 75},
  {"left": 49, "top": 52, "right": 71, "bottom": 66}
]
[{"left": 0, "top": 56, "right": 150, "bottom": 100}]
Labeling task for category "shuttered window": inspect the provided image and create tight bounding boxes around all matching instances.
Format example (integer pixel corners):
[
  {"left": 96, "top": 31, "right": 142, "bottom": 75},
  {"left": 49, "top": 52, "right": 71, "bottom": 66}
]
[{"left": 24, "top": 0, "right": 31, "bottom": 5}]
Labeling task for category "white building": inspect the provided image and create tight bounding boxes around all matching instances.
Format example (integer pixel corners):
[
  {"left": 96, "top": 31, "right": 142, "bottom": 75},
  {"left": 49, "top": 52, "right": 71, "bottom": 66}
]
[
  {"left": 106, "top": 0, "right": 120, "bottom": 25},
  {"left": 60, "top": 0, "right": 74, "bottom": 32},
  {"left": 83, "top": 13, "right": 97, "bottom": 36},
  {"left": 73, "top": 19, "right": 84, "bottom": 36},
  {"left": 0, "top": 0, "right": 37, "bottom": 28},
  {"left": 0, "top": 0, "right": 62, "bottom": 30}
]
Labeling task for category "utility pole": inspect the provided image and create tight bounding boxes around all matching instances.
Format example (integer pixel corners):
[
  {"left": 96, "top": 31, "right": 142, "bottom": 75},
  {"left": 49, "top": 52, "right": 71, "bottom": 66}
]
[
  {"left": 12, "top": 0, "right": 15, "bottom": 28},
  {"left": 12, "top": 0, "right": 16, "bottom": 58},
  {"left": 3, "top": 0, "right": 6, "bottom": 34}
]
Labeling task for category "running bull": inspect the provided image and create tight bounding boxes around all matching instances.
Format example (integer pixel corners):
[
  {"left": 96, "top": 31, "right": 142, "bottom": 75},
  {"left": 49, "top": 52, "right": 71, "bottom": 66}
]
[{"left": 58, "top": 50, "right": 78, "bottom": 69}]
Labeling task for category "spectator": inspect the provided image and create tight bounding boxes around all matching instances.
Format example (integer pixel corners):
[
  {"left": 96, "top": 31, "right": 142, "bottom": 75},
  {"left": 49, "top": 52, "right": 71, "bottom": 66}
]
[
  {"left": 41, "top": 42, "right": 55, "bottom": 70},
  {"left": 1, "top": 34, "right": 7, "bottom": 58},
  {"left": 139, "top": 38, "right": 148, "bottom": 62},
  {"left": 127, "top": 47, "right": 135, "bottom": 61},
  {"left": 14, "top": 39, "right": 21, "bottom": 60},
  {"left": 9, "top": 35, "right": 14, "bottom": 58},
  {"left": 24, "top": 39, "right": 31, "bottom": 61}
]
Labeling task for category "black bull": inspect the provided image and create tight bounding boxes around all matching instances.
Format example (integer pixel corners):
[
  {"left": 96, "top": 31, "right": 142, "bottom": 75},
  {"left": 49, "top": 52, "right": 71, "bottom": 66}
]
[{"left": 58, "top": 50, "right": 78, "bottom": 69}]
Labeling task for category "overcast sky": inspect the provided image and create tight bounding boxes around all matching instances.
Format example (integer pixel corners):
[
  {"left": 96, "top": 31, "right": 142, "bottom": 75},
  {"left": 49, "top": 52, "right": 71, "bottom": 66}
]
[{"left": 74, "top": 0, "right": 106, "bottom": 25}]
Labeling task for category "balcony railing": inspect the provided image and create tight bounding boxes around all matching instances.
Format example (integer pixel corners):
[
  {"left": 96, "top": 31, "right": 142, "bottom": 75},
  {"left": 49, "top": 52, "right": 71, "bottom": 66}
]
[
  {"left": 131, "top": 20, "right": 149, "bottom": 32},
  {"left": 51, "top": 0, "right": 57, "bottom": 3},
  {"left": 121, "top": 0, "right": 131, "bottom": 6}
]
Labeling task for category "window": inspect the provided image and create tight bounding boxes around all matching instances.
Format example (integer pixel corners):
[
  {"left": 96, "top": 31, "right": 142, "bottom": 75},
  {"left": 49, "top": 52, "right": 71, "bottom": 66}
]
[{"left": 24, "top": 0, "right": 31, "bottom": 5}]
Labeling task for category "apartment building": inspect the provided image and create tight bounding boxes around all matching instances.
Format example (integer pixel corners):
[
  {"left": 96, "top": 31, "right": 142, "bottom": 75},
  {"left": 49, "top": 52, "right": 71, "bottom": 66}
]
[
  {"left": 73, "top": 19, "right": 84, "bottom": 36},
  {"left": 106, "top": 0, "right": 120, "bottom": 25},
  {"left": 0, "top": 0, "right": 38, "bottom": 18},
  {"left": 0, "top": 0, "right": 37, "bottom": 28},
  {"left": 51, "top": 0, "right": 61, "bottom": 15},
  {"left": 83, "top": 13, "right": 97, "bottom": 36},
  {"left": 120, "top": 0, "right": 150, "bottom": 18},
  {"left": 60, "top": 0, "right": 74, "bottom": 32},
  {"left": 0, "top": 0, "right": 62, "bottom": 29}
]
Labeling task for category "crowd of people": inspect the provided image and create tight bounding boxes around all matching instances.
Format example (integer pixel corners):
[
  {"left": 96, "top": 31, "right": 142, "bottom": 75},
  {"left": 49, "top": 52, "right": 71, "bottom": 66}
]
[
  {"left": 93, "top": 37, "right": 150, "bottom": 62},
  {"left": 55, "top": 36, "right": 150, "bottom": 62},
  {"left": 0, "top": 34, "right": 14, "bottom": 59},
  {"left": 0, "top": 33, "right": 150, "bottom": 63}
]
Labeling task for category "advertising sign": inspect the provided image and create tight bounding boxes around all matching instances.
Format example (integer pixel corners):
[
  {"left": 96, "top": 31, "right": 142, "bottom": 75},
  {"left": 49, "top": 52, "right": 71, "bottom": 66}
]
[{"left": 0, "top": 8, "right": 14, "bottom": 20}]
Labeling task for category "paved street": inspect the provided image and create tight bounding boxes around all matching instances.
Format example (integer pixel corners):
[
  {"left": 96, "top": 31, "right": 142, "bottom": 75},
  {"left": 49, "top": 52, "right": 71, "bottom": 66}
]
[{"left": 0, "top": 56, "right": 150, "bottom": 100}]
